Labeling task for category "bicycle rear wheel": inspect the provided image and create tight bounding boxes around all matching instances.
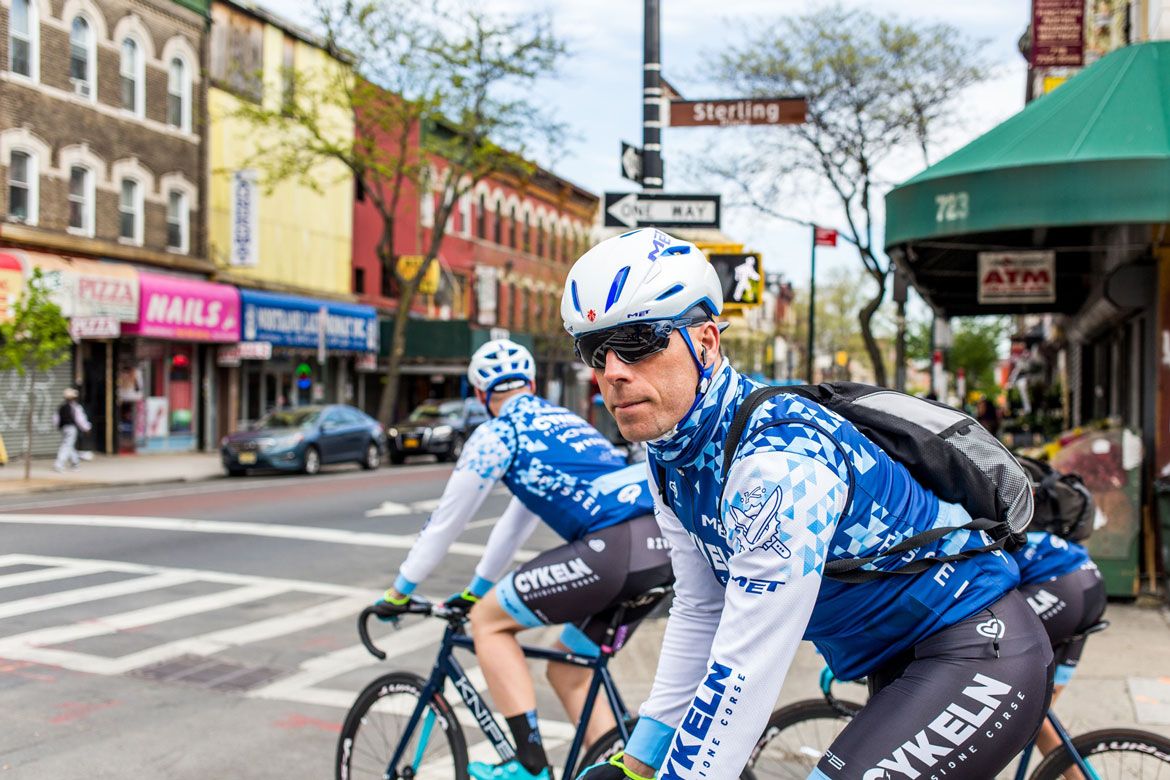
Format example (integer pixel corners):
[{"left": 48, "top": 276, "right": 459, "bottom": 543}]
[
  {"left": 337, "top": 671, "right": 469, "bottom": 780},
  {"left": 1029, "top": 728, "right": 1170, "bottom": 780},
  {"left": 746, "top": 698, "right": 860, "bottom": 780}
]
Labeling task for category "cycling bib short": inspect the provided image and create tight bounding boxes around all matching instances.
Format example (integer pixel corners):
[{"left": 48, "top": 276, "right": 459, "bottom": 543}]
[
  {"left": 495, "top": 514, "right": 672, "bottom": 654},
  {"left": 813, "top": 590, "right": 1054, "bottom": 780},
  {"left": 1019, "top": 565, "right": 1106, "bottom": 685}
]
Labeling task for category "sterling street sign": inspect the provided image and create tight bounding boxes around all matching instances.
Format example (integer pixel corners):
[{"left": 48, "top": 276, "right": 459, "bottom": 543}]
[
  {"left": 669, "top": 97, "right": 807, "bottom": 127},
  {"left": 604, "top": 192, "right": 721, "bottom": 229}
]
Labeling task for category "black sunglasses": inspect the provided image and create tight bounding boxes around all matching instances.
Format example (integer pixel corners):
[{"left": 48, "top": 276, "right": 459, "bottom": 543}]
[{"left": 574, "top": 318, "right": 706, "bottom": 370}]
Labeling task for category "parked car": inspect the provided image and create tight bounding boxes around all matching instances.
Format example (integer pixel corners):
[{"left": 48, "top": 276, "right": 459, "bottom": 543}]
[
  {"left": 387, "top": 398, "right": 489, "bottom": 464},
  {"left": 221, "top": 404, "right": 387, "bottom": 477}
]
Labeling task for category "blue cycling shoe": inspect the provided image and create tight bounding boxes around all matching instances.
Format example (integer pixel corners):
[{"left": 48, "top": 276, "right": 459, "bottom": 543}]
[{"left": 467, "top": 759, "right": 551, "bottom": 780}]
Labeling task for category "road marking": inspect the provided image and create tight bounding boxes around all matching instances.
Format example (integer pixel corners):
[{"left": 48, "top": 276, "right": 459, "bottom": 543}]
[
  {"left": 0, "top": 515, "right": 536, "bottom": 561},
  {"left": 0, "top": 571, "right": 197, "bottom": 620},
  {"left": 0, "top": 561, "right": 108, "bottom": 589}
]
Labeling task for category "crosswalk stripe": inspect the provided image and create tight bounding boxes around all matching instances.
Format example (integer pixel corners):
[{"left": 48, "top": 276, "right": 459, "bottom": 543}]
[
  {"left": 0, "top": 563, "right": 107, "bottom": 590},
  {"left": 0, "top": 571, "right": 196, "bottom": 621}
]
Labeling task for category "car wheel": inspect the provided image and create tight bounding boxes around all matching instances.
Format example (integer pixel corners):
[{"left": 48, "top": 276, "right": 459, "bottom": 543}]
[
  {"left": 303, "top": 446, "right": 321, "bottom": 475},
  {"left": 360, "top": 442, "right": 381, "bottom": 470}
]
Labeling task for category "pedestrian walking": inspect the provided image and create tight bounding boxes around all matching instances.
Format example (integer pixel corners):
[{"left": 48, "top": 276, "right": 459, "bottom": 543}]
[{"left": 53, "top": 388, "right": 92, "bottom": 472}]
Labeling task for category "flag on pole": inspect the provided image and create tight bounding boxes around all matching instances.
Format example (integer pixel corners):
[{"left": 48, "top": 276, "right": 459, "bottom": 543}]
[{"left": 813, "top": 227, "right": 838, "bottom": 247}]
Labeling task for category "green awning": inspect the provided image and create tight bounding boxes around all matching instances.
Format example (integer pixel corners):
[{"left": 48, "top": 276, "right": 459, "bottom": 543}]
[
  {"left": 886, "top": 41, "right": 1170, "bottom": 248},
  {"left": 379, "top": 318, "right": 534, "bottom": 361}
]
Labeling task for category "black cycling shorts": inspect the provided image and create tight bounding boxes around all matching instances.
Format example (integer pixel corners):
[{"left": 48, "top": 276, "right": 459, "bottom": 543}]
[
  {"left": 813, "top": 590, "right": 1054, "bottom": 780},
  {"left": 495, "top": 514, "right": 673, "bottom": 655},
  {"left": 1018, "top": 565, "right": 1106, "bottom": 684}
]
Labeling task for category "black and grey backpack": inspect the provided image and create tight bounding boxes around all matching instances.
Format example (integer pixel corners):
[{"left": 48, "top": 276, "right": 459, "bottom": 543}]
[{"left": 1016, "top": 456, "right": 1095, "bottom": 542}]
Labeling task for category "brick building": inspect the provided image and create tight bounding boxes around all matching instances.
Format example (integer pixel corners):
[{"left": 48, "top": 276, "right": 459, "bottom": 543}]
[{"left": 0, "top": 0, "right": 210, "bottom": 457}]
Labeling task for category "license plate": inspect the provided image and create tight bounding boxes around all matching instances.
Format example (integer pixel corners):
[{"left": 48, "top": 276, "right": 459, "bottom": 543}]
[
  {"left": 404, "top": 438, "right": 419, "bottom": 449},
  {"left": 238, "top": 452, "right": 257, "bottom": 465}
]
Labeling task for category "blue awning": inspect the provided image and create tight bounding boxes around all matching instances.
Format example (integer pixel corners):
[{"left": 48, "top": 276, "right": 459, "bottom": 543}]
[{"left": 240, "top": 289, "right": 378, "bottom": 352}]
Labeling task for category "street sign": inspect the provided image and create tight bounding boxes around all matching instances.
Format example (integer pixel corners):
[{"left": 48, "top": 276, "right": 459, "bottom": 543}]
[
  {"left": 814, "top": 227, "right": 838, "bottom": 247},
  {"left": 669, "top": 97, "right": 806, "bottom": 128},
  {"left": 1031, "top": 0, "right": 1084, "bottom": 67},
  {"left": 603, "top": 192, "right": 720, "bottom": 229},
  {"left": 708, "top": 252, "right": 763, "bottom": 308},
  {"left": 620, "top": 142, "right": 642, "bottom": 184}
]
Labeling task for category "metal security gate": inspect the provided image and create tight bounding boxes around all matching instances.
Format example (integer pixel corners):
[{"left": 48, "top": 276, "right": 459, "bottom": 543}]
[{"left": 0, "top": 362, "right": 74, "bottom": 459}]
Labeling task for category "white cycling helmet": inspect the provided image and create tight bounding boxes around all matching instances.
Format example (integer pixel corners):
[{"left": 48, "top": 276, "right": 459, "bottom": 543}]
[
  {"left": 468, "top": 338, "right": 535, "bottom": 394},
  {"left": 561, "top": 228, "right": 723, "bottom": 336}
]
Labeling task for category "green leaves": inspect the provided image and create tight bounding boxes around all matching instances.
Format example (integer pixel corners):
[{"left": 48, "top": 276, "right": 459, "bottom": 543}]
[{"left": 0, "top": 268, "right": 71, "bottom": 377}]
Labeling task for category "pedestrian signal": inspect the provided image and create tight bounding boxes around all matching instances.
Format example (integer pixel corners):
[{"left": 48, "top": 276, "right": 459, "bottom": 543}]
[{"left": 708, "top": 253, "right": 763, "bottom": 309}]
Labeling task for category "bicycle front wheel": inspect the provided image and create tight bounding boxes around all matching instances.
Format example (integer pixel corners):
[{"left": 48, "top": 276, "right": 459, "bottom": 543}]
[
  {"left": 337, "top": 671, "right": 469, "bottom": 780},
  {"left": 746, "top": 698, "right": 859, "bottom": 780},
  {"left": 1029, "top": 727, "right": 1170, "bottom": 780}
]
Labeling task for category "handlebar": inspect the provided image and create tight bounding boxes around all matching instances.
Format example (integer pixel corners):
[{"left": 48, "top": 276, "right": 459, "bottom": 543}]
[{"left": 357, "top": 599, "right": 461, "bottom": 660}]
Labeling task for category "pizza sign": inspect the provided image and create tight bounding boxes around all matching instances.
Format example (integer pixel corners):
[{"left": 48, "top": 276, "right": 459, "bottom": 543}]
[{"left": 977, "top": 252, "right": 1056, "bottom": 305}]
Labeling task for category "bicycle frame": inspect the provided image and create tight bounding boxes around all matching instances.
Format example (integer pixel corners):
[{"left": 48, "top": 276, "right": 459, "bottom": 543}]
[{"left": 386, "top": 619, "right": 633, "bottom": 778}]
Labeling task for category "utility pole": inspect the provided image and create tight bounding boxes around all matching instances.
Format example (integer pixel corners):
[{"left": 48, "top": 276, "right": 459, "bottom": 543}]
[
  {"left": 806, "top": 225, "right": 817, "bottom": 383},
  {"left": 642, "top": 0, "right": 663, "bottom": 190}
]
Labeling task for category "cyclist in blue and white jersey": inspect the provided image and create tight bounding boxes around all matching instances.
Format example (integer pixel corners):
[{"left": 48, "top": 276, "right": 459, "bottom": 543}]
[
  {"left": 565, "top": 229, "right": 1053, "bottom": 780},
  {"left": 373, "top": 339, "right": 671, "bottom": 780},
  {"left": 1014, "top": 530, "right": 1105, "bottom": 760}
]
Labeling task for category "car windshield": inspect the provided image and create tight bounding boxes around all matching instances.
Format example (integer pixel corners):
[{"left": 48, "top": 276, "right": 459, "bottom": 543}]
[
  {"left": 256, "top": 409, "right": 320, "bottom": 429},
  {"left": 408, "top": 400, "right": 464, "bottom": 422}
]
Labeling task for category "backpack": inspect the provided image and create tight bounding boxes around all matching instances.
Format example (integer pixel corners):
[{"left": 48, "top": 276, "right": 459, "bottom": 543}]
[
  {"left": 57, "top": 402, "right": 75, "bottom": 430},
  {"left": 1016, "top": 456, "right": 1095, "bottom": 542},
  {"left": 707, "top": 383, "right": 1033, "bottom": 583}
]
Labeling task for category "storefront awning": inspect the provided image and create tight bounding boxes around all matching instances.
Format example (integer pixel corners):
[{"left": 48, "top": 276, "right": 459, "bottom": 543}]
[
  {"left": 885, "top": 41, "right": 1170, "bottom": 316},
  {"left": 2, "top": 250, "right": 139, "bottom": 322}
]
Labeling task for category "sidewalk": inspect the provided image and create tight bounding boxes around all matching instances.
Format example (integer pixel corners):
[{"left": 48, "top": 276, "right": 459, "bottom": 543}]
[
  {"left": 610, "top": 602, "right": 1170, "bottom": 738},
  {"left": 0, "top": 452, "right": 224, "bottom": 495}
]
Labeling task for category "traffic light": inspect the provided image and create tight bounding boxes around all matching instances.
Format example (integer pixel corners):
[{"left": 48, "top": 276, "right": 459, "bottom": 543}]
[
  {"left": 707, "top": 252, "right": 764, "bottom": 309},
  {"left": 296, "top": 362, "right": 313, "bottom": 390}
]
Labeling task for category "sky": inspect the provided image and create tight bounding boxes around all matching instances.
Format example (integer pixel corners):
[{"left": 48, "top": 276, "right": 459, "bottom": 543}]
[{"left": 258, "top": 0, "right": 1031, "bottom": 291}]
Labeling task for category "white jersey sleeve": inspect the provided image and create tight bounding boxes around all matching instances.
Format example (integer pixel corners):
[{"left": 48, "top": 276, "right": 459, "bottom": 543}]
[
  {"left": 474, "top": 496, "right": 540, "bottom": 585},
  {"left": 630, "top": 450, "right": 849, "bottom": 775},
  {"left": 625, "top": 467, "right": 726, "bottom": 767},
  {"left": 394, "top": 419, "right": 517, "bottom": 593}
]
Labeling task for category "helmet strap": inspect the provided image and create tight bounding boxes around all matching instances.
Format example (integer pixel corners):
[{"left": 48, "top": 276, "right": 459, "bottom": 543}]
[{"left": 678, "top": 328, "right": 715, "bottom": 418}]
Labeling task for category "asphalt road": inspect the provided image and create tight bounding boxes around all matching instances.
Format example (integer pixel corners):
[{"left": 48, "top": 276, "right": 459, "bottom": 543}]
[{"left": 0, "top": 462, "right": 593, "bottom": 779}]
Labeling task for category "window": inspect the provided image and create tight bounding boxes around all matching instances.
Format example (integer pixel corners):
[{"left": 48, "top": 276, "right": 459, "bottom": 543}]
[
  {"left": 7, "top": 151, "right": 35, "bottom": 223},
  {"left": 9, "top": 0, "right": 35, "bottom": 79},
  {"left": 459, "top": 194, "right": 471, "bottom": 237},
  {"left": 353, "top": 267, "right": 366, "bottom": 294},
  {"left": 493, "top": 203, "right": 502, "bottom": 244},
  {"left": 120, "top": 38, "right": 142, "bottom": 114},
  {"left": 167, "top": 57, "right": 190, "bottom": 130},
  {"left": 477, "top": 194, "right": 486, "bottom": 238},
  {"left": 280, "top": 36, "right": 295, "bottom": 114},
  {"left": 522, "top": 213, "right": 531, "bottom": 253},
  {"left": 167, "top": 190, "right": 189, "bottom": 252},
  {"left": 119, "top": 178, "right": 142, "bottom": 243},
  {"left": 70, "top": 16, "right": 94, "bottom": 98},
  {"left": 509, "top": 206, "right": 518, "bottom": 248},
  {"left": 536, "top": 219, "right": 544, "bottom": 257},
  {"left": 420, "top": 185, "right": 435, "bottom": 227},
  {"left": 68, "top": 165, "right": 93, "bottom": 234}
]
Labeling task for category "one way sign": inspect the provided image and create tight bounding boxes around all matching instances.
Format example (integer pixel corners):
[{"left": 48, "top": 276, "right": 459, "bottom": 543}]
[{"left": 603, "top": 192, "right": 721, "bottom": 229}]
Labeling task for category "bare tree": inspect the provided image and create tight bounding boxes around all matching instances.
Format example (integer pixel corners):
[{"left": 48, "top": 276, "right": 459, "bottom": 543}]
[
  {"left": 229, "top": 0, "right": 566, "bottom": 422},
  {"left": 702, "top": 4, "right": 987, "bottom": 385}
]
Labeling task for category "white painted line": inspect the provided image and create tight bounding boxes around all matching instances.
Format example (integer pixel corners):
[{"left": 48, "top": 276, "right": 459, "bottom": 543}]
[
  {"left": 365, "top": 501, "right": 412, "bottom": 518},
  {"left": 0, "top": 563, "right": 106, "bottom": 590},
  {"left": 0, "top": 571, "right": 196, "bottom": 620},
  {"left": 0, "top": 516, "right": 536, "bottom": 561}
]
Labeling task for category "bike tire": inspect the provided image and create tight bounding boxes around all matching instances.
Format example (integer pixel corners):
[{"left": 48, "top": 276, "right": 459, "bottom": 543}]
[
  {"left": 745, "top": 698, "right": 861, "bottom": 780},
  {"left": 575, "top": 718, "right": 755, "bottom": 779},
  {"left": 1028, "top": 727, "right": 1170, "bottom": 780},
  {"left": 336, "top": 671, "right": 469, "bottom": 780}
]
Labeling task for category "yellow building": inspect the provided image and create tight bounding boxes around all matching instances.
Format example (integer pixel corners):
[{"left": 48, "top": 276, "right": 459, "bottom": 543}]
[{"left": 206, "top": 0, "right": 353, "bottom": 296}]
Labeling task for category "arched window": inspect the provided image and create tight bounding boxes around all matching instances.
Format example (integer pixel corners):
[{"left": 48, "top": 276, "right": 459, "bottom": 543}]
[
  {"left": 522, "top": 212, "right": 531, "bottom": 253},
  {"left": 9, "top": 0, "right": 38, "bottom": 80},
  {"left": 493, "top": 202, "right": 503, "bottom": 244},
  {"left": 536, "top": 218, "right": 545, "bottom": 258},
  {"left": 476, "top": 193, "right": 486, "bottom": 239},
  {"left": 509, "top": 205, "right": 518, "bottom": 248},
  {"left": 167, "top": 57, "right": 191, "bottom": 131},
  {"left": 6, "top": 150, "right": 37, "bottom": 224},
  {"left": 70, "top": 16, "right": 94, "bottom": 99},
  {"left": 120, "top": 37, "right": 144, "bottom": 115}
]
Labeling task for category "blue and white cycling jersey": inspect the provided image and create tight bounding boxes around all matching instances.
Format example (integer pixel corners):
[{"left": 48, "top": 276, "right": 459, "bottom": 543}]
[
  {"left": 394, "top": 393, "right": 653, "bottom": 596},
  {"left": 1012, "top": 531, "right": 1093, "bottom": 585},
  {"left": 625, "top": 361, "right": 1022, "bottom": 776}
]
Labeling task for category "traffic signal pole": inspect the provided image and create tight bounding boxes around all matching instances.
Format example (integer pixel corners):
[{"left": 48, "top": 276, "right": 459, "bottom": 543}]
[
  {"left": 643, "top": 0, "right": 663, "bottom": 190},
  {"left": 806, "top": 226, "right": 817, "bottom": 383}
]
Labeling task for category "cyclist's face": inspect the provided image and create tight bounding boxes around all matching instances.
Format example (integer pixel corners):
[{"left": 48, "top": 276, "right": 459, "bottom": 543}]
[{"left": 593, "top": 323, "right": 718, "bottom": 442}]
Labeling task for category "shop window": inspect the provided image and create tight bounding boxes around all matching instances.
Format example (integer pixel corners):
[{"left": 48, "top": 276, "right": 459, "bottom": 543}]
[
  {"left": 68, "top": 165, "right": 93, "bottom": 235},
  {"left": 70, "top": 16, "right": 94, "bottom": 99},
  {"left": 7, "top": 150, "right": 36, "bottom": 224},
  {"left": 120, "top": 37, "right": 144, "bottom": 115},
  {"left": 167, "top": 56, "right": 191, "bottom": 131},
  {"left": 168, "top": 347, "right": 194, "bottom": 437},
  {"left": 9, "top": 0, "right": 37, "bottom": 80}
]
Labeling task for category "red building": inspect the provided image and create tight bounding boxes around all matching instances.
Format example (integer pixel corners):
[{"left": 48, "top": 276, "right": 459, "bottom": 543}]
[{"left": 350, "top": 104, "right": 598, "bottom": 419}]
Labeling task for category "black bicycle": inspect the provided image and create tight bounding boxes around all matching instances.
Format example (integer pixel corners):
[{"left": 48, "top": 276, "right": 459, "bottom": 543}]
[{"left": 338, "top": 586, "right": 679, "bottom": 780}]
